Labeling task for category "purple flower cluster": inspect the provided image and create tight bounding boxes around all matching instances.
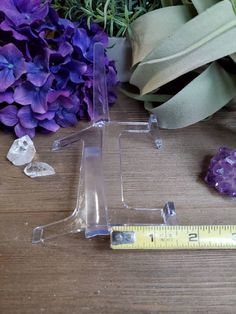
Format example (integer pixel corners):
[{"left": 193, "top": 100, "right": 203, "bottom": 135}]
[
  {"left": 0, "top": 0, "right": 117, "bottom": 137},
  {"left": 205, "top": 147, "right": 236, "bottom": 197}
]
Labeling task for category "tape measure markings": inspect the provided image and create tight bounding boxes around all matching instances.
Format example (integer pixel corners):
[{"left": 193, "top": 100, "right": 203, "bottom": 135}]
[{"left": 111, "top": 225, "right": 236, "bottom": 249}]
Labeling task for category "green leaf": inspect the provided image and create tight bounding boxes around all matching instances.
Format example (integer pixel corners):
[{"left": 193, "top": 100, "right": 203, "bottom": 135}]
[
  {"left": 231, "top": 0, "right": 236, "bottom": 12},
  {"left": 129, "top": 5, "right": 195, "bottom": 66},
  {"left": 130, "top": 0, "right": 236, "bottom": 95},
  {"left": 145, "top": 62, "right": 236, "bottom": 128},
  {"left": 192, "top": 0, "right": 221, "bottom": 13},
  {"left": 119, "top": 84, "right": 172, "bottom": 102},
  {"left": 230, "top": 52, "right": 236, "bottom": 62},
  {"left": 103, "top": 0, "right": 111, "bottom": 29},
  {"left": 80, "top": 7, "right": 94, "bottom": 16}
]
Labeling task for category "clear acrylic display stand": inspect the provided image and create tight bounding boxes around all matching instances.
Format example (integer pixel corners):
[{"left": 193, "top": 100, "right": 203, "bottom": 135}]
[{"left": 32, "top": 43, "right": 177, "bottom": 244}]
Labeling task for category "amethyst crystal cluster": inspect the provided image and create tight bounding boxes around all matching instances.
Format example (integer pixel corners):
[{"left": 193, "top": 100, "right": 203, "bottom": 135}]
[
  {"left": 0, "top": 0, "right": 117, "bottom": 137},
  {"left": 205, "top": 147, "right": 236, "bottom": 197}
]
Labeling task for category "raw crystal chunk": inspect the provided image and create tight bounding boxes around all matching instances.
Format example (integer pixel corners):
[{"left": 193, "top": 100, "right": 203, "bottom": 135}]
[
  {"left": 7, "top": 135, "right": 36, "bottom": 166},
  {"left": 205, "top": 147, "right": 236, "bottom": 196},
  {"left": 24, "top": 162, "right": 55, "bottom": 178}
]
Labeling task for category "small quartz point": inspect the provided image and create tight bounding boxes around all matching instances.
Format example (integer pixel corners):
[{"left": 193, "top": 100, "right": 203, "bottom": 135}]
[
  {"left": 24, "top": 162, "right": 55, "bottom": 178},
  {"left": 7, "top": 135, "right": 36, "bottom": 166}
]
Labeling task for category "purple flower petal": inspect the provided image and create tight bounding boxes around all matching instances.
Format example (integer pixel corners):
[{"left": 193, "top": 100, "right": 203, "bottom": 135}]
[
  {"left": 0, "top": 43, "right": 26, "bottom": 91},
  {"left": 58, "top": 42, "right": 73, "bottom": 57},
  {"left": 56, "top": 111, "right": 78, "bottom": 128},
  {"left": 36, "top": 20, "right": 56, "bottom": 33},
  {"left": 0, "top": 20, "right": 28, "bottom": 41},
  {"left": 14, "top": 122, "right": 35, "bottom": 138},
  {"left": 84, "top": 65, "right": 93, "bottom": 78},
  {"left": 0, "top": 105, "right": 18, "bottom": 126},
  {"left": 14, "top": 77, "right": 53, "bottom": 114},
  {"left": 27, "top": 63, "right": 50, "bottom": 87},
  {"left": 50, "top": 64, "right": 61, "bottom": 74},
  {"left": 54, "top": 69, "right": 70, "bottom": 89},
  {"left": 72, "top": 28, "right": 90, "bottom": 54},
  {"left": 0, "top": 89, "right": 14, "bottom": 104},
  {"left": 48, "top": 92, "right": 79, "bottom": 112},
  {"left": 83, "top": 95, "right": 93, "bottom": 119},
  {"left": 48, "top": 90, "right": 70, "bottom": 103},
  {"left": 61, "top": 96, "right": 77, "bottom": 110},
  {"left": 48, "top": 102, "right": 59, "bottom": 112},
  {"left": 38, "top": 30, "right": 49, "bottom": 46},
  {"left": 0, "top": 54, "right": 9, "bottom": 66},
  {"left": 26, "top": 53, "right": 50, "bottom": 86},
  {"left": 14, "top": 82, "right": 33, "bottom": 103},
  {"left": 59, "top": 18, "right": 75, "bottom": 37},
  {"left": 33, "top": 111, "right": 55, "bottom": 121},
  {"left": 16, "top": 86, "right": 47, "bottom": 113},
  {"left": 0, "top": 0, "right": 49, "bottom": 26},
  {"left": 47, "top": 91, "right": 80, "bottom": 128},
  {"left": 66, "top": 60, "right": 87, "bottom": 84},
  {"left": 15, "top": 0, "right": 41, "bottom": 13},
  {"left": 84, "top": 79, "right": 93, "bottom": 88},
  {"left": 59, "top": 18, "right": 75, "bottom": 30},
  {"left": 47, "top": 7, "right": 59, "bottom": 26},
  {"left": 107, "top": 62, "right": 117, "bottom": 87},
  {"left": 92, "top": 31, "right": 108, "bottom": 47},
  {"left": 39, "top": 119, "right": 60, "bottom": 132},
  {"left": 0, "top": 68, "right": 15, "bottom": 92},
  {"left": 17, "top": 106, "right": 38, "bottom": 128},
  {"left": 24, "top": 43, "right": 32, "bottom": 61}
]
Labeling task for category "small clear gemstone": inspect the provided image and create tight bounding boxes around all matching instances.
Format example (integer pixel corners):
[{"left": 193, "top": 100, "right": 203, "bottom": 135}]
[
  {"left": 24, "top": 162, "right": 55, "bottom": 178},
  {"left": 7, "top": 135, "right": 36, "bottom": 166}
]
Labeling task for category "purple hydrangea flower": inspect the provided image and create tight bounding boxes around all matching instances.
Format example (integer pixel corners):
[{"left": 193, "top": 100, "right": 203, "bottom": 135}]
[
  {"left": 14, "top": 76, "right": 53, "bottom": 113},
  {"left": 72, "top": 28, "right": 91, "bottom": 59},
  {"left": 57, "top": 42, "right": 73, "bottom": 58},
  {"left": 73, "top": 25, "right": 108, "bottom": 62},
  {"left": 0, "top": 105, "right": 18, "bottom": 126},
  {"left": 26, "top": 51, "right": 50, "bottom": 86},
  {"left": 0, "top": 0, "right": 49, "bottom": 27},
  {"left": 0, "top": 43, "right": 26, "bottom": 91},
  {"left": 0, "top": 2, "right": 117, "bottom": 138},
  {"left": 14, "top": 122, "right": 35, "bottom": 138},
  {"left": 65, "top": 60, "right": 87, "bottom": 84},
  {"left": 0, "top": 20, "right": 28, "bottom": 40},
  {"left": 0, "top": 89, "right": 14, "bottom": 103},
  {"left": 14, "top": 105, "right": 37, "bottom": 137},
  {"left": 15, "top": 105, "right": 60, "bottom": 137},
  {"left": 205, "top": 147, "right": 236, "bottom": 197},
  {"left": 48, "top": 91, "right": 79, "bottom": 127}
]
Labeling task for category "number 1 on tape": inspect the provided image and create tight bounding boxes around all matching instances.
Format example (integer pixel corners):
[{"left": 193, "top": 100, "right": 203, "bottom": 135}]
[{"left": 111, "top": 225, "right": 236, "bottom": 249}]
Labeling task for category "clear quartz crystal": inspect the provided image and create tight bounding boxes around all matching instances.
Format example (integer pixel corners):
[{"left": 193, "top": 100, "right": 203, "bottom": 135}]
[
  {"left": 7, "top": 135, "right": 36, "bottom": 166},
  {"left": 24, "top": 162, "right": 55, "bottom": 178}
]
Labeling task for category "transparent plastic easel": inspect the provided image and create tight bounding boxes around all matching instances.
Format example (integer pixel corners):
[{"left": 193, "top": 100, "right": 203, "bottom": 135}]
[{"left": 32, "top": 43, "right": 177, "bottom": 244}]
